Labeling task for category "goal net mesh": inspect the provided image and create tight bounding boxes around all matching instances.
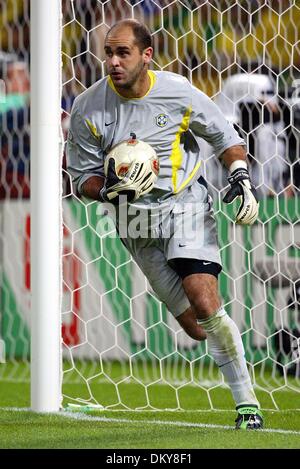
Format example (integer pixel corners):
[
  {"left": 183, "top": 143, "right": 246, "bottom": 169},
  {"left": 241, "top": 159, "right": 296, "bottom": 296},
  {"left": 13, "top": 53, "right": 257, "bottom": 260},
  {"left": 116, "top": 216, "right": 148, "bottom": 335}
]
[{"left": 1, "top": 0, "right": 300, "bottom": 411}]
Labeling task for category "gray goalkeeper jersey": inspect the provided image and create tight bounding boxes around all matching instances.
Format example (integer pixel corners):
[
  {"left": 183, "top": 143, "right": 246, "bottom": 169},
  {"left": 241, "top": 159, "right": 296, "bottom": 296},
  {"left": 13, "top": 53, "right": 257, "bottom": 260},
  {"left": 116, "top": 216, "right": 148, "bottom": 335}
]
[{"left": 67, "top": 70, "right": 244, "bottom": 205}]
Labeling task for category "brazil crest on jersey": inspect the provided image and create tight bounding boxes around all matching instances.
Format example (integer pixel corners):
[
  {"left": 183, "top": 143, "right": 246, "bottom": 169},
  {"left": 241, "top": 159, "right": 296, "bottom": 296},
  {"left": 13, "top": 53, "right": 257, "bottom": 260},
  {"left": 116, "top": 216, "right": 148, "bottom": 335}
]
[{"left": 67, "top": 70, "right": 244, "bottom": 205}]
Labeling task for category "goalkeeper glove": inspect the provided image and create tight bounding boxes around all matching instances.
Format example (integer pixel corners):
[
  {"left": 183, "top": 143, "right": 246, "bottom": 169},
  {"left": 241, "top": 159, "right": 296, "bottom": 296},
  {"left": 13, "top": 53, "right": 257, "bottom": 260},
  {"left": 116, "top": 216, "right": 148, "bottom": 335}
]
[
  {"left": 223, "top": 161, "right": 259, "bottom": 225},
  {"left": 99, "top": 159, "right": 153, "bottom": 204}
]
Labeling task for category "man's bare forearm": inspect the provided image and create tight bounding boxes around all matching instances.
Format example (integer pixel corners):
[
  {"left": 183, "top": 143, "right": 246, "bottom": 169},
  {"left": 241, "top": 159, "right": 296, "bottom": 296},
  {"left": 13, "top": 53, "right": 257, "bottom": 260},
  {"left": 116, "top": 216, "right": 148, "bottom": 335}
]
[
  {"left": 81, "top": 176, "right": 105, "bottom": 200},
  {"left": 220, "top": 145, "right": 247, "bottom": 170}
]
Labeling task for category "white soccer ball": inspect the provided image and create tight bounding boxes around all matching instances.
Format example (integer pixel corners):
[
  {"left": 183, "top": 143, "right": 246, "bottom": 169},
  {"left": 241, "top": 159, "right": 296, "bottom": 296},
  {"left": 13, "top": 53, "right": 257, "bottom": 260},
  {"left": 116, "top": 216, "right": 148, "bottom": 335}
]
[{"left": 104, "top": 136, "right": 159, "bottom": 196}]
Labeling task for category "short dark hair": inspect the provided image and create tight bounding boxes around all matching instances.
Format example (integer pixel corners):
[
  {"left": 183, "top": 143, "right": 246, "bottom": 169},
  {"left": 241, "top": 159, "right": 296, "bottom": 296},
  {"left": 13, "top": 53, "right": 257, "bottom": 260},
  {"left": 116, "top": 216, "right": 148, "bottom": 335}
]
[{"left": 106, "top": 19, "right": 152, "bottom": 53}]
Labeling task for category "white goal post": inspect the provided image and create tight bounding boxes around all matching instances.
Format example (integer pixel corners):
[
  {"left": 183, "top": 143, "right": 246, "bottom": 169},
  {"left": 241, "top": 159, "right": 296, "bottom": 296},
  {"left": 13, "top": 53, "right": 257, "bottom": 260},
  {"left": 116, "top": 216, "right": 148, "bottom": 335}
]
[{"left": 30, "top": 0, "right": 62, "bottom": 412}]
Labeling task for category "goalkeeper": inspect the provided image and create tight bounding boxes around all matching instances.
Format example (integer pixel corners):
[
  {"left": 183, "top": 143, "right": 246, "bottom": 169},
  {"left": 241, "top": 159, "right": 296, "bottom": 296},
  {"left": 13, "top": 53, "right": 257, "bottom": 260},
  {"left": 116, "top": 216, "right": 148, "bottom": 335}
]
[{"left": 67, "top": 19, "right": 262, "bottom": 430}]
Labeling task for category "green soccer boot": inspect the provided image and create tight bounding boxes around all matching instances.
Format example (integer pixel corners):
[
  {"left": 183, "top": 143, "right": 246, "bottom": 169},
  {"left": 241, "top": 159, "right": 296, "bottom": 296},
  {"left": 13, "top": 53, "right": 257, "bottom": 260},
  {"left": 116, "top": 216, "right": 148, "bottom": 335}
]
[{"left": 235, "top": 405, "right": 263, "bottom": 430}]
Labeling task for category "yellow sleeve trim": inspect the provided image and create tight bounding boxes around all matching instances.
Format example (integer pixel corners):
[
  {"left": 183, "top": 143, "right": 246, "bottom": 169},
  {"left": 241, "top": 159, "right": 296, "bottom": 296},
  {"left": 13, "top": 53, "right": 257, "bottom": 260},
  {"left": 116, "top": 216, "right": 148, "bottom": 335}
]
[
  {"left": 85, "top": 118, "right": 101, "bottom": 140},
  {"left": 175, "top": 161, "right": 202, "bottom": 194},
  {"left": 170, "top": 106, "right": 192, "bottom": 193}
]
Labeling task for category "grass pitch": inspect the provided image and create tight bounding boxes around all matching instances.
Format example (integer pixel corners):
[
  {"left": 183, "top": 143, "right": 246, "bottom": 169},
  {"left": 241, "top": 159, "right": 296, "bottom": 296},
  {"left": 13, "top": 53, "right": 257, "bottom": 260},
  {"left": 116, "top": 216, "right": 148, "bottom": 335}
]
[{"left": 0, "top": 381, "right": 300, "bottom": 449}]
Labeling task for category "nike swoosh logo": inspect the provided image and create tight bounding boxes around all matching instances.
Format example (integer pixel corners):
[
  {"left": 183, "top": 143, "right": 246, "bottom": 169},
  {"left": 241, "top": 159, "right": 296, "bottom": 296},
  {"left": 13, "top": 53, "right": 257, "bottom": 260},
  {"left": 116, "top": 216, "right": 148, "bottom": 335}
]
[
  {"left": 179, "top": 243, "right": 187, "bottom": 247},
  {"left": 202, "top": 261, "right": 211, "bottom": 265},
  {"left": 105, "top": 121, "right": 115, "bottom": 126}
]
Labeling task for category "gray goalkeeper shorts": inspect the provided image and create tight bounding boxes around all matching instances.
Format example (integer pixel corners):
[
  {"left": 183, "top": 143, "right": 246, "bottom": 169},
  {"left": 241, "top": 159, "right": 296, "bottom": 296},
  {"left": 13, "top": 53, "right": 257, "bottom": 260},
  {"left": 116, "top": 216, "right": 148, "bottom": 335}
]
[{"left": 117, "top": 179, "right": 222, "bottom": 318}]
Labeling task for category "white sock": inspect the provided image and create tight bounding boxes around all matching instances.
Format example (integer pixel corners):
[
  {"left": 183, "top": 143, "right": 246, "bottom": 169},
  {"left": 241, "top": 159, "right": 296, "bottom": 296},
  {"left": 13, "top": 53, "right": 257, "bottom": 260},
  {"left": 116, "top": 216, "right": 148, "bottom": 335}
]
[{"left": 197, "top": 307, "right": 259, "bottom": 408}]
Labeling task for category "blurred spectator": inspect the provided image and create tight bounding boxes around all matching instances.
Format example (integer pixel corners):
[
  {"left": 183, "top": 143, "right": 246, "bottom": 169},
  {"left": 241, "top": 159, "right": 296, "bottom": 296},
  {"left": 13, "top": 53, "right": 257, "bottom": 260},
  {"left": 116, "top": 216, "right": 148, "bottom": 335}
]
[
  {"left": 0, "top": 53, "right": 29, "bottom": 110},
  {"left": 205, "top": 70, "right": 288, "bottom": 198},
  {"left": 280, "top": 84, "right": 300, "bottom": 197},
  {"left": 274, "top": 280, "right": 300, "bottom": 378},
  {"left": 0, "top": 53, "right": 30, "bottom": 198},
  {"left": 0, "top": 0, "right": 30, "bottom": 62}
]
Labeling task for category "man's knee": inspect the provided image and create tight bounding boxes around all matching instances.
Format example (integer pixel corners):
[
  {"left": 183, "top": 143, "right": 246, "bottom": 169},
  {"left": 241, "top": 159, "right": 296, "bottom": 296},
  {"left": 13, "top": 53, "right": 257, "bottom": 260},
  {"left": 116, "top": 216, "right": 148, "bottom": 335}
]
[
  {"left": 185, "top": 326, "right": 207, "bottom": 341},
  {"left": 182, "top": 273, "right": 221, "bottom": 318},
  {"left": 176, "top": 307, "right": 207, "bottom": 341}
]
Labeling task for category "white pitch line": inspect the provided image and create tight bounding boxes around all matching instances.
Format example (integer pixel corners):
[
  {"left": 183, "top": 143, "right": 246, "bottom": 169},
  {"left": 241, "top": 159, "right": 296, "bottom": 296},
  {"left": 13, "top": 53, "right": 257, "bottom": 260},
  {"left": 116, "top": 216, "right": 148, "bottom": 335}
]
[
  {"left": 2, "top": 407, "right": 300, "bottom": 435},
  {"left": 59, "top": 412, "right": 300, "bottom": 435}
]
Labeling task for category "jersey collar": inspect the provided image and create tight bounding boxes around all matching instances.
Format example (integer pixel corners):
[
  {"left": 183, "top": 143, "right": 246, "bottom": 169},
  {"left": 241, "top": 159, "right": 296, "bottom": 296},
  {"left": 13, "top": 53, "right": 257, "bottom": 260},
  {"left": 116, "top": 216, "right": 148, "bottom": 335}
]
[{"left": 107, "top": 70, "right": 156, "bottom": 100}]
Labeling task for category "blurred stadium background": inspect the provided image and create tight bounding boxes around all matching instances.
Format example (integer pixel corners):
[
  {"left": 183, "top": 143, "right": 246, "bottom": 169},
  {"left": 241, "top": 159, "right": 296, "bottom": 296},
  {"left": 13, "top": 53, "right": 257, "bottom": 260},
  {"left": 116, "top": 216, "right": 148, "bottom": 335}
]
[{"left": 0, "top": 0, "right": 300, "bottom": 414}]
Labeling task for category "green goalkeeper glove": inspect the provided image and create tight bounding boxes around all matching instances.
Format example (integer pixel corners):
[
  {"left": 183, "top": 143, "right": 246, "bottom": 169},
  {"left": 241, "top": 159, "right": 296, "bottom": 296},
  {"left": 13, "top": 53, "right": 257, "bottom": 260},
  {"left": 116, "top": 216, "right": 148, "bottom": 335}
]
[
  {"left": 99, "top": 159, "right": 153, "bottom": 204},
  {"left": 223, "top": 163, "right": 259, "bottom": 225}
]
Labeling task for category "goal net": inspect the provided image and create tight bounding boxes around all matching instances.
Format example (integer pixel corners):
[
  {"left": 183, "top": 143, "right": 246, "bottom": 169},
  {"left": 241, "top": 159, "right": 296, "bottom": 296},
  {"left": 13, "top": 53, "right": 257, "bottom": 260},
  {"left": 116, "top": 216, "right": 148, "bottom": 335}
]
[{"left": 1, "top": 0, "right": 300, "bottom": 411}]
